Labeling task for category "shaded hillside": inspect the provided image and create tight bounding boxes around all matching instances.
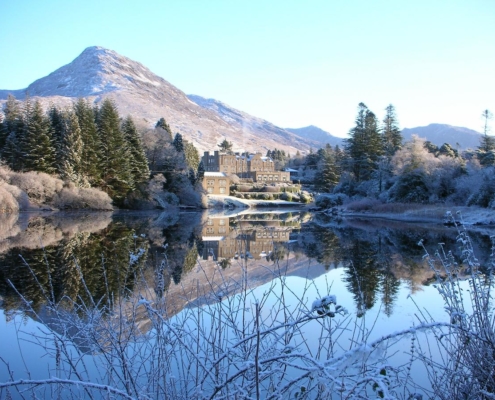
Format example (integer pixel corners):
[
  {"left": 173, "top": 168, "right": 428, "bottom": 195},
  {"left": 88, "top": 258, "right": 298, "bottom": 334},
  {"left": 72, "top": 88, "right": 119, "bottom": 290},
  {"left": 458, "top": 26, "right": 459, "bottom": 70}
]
[{"left": 402, "top": 123, "right": 482, "bottom": 150}]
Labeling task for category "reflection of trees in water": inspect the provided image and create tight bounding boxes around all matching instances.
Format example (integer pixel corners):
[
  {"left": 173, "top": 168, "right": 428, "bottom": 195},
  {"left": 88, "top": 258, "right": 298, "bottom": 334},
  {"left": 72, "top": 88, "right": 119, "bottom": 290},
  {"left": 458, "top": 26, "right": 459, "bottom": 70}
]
[
  {"left": 296, "top": 220, "right": 495, "bottom": 317},
  {"left": 0, "top": 222, "right": 148, "bottom": 314}
]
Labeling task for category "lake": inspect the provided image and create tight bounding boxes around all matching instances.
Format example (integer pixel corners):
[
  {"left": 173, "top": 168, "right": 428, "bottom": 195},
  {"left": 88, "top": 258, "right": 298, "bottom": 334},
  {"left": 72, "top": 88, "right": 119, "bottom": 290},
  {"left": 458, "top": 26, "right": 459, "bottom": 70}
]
[{"left": 0, "top": 209, "right": 493, "bottom": 399}]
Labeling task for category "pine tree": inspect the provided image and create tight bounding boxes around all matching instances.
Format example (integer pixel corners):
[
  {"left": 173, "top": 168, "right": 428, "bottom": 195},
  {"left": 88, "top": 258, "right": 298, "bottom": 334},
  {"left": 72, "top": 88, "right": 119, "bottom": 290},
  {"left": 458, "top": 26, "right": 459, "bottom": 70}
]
[
  {"left": 155, "top": 117, "right": 173, "bottom": 141},
  {"left": 60, "top": 110, "right": 85, "bottom": 185},
  {"left": 97, "top": 99, "right": 134, "bottom": 203},
  {"left": 173, "top": 133, "right": 184, "bottom": 152},
  {"left": 48, "top": 105, "right": 66, "bottom": 170},
  {"left": 121, "top": 115, "right": 150, "bottom": 184},
  {"left": 1, "top": 95, "right": 24, "bottom": 169},
  {"left": 344, "top": 103, "right": 383, "bottom": 182},
  {"left": 314, "top": 151, "right": 339, "bottom": 192},
  {"left": 218, "top": 138, "right": 233, "bottom": 154},
  {"left": 24, "top": 100, "right": 57, "bottom": 174},
  {"left": 382, "top": 104, "right": 402, "bottom": 157},
  {"left": 74, "top": 98, "right": 102, "bottom": 184},
  {"left": 184, "top": 141, "right": 200, "bottom": 171},
  {"left": 478, "top": 109, "right": 495, "bottom": 166}
]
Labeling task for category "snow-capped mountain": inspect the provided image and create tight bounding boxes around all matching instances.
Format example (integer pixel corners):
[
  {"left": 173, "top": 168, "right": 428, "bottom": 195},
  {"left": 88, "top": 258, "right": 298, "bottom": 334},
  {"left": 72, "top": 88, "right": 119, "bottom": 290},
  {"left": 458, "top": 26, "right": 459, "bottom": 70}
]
[{"left": 0, "top": 46, "right": 320, "bottom": 154}]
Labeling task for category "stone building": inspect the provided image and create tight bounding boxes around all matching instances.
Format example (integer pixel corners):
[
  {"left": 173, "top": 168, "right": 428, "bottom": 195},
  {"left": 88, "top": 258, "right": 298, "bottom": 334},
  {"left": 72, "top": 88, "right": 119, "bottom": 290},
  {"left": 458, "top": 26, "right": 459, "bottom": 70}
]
[
  {"left": 202, "top": 172, "right": 230, "bottom": 195},
  {"left": 202, "top": 151, "right": 290, "bottom": 182}
]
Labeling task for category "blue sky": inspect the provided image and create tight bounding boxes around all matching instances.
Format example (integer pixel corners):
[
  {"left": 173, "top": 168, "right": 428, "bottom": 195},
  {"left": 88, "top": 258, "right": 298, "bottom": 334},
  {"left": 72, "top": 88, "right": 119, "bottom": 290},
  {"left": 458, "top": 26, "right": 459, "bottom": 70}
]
[{"left": 1, "top": 0, "right": 494, "bottom": 137}]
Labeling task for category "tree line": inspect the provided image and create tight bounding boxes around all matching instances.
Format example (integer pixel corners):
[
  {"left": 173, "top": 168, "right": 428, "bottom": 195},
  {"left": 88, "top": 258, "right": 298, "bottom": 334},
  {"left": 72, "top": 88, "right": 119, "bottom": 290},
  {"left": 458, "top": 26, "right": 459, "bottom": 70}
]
[
  {"left": 0, "top": 95, "right": 204, "bottom": 207},
  {"left": 280, "top": 103, "right": 495, "bottom": 207}
]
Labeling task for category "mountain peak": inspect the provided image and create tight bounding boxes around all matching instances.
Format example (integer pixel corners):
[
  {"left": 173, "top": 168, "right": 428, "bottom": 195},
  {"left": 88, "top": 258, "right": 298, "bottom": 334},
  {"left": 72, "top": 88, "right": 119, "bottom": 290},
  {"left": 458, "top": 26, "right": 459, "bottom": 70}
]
[{"left": 21, "top": 46, "right": 167, "bottom": 97}]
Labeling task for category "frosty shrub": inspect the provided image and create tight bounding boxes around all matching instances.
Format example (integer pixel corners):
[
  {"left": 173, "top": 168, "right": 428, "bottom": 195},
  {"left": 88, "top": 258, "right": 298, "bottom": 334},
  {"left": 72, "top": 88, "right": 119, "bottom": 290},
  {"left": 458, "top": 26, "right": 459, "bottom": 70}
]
[
  {"left": 300, "top": 192, "right": 312, "bottom": 203},
  {"left": 387, "top": 171, "right": 430, "bottom": 203},
  {"left": 52, "top": 184, "right": 113, "bottom": 210},
  {"left": 280, "top": 192, "right": 293, "bottom": 201},
  {"left": 176, "top": 185, "right": 201, "bottom": 207},
  {"left": 315, "top": 193, "right": 348, "bottom": 208},
  {"left": 9, "top": 170, "right": 64, "bottom": 205},
  {"left": 4, "top": 183, "right": 31, "bottom": 210},
  {"left": 0, "top": 184, "right": 19, "bottom": 213},
  {"left": 413, "top": 212, "right": 495, "bottom": 399}
]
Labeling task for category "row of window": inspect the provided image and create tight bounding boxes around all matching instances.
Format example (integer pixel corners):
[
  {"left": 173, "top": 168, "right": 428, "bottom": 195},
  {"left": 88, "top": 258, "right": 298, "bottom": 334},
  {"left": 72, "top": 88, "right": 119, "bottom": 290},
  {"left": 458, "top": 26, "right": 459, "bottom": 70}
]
[{"left": 207, "top": 187, "right": 226, "bottom": 194}]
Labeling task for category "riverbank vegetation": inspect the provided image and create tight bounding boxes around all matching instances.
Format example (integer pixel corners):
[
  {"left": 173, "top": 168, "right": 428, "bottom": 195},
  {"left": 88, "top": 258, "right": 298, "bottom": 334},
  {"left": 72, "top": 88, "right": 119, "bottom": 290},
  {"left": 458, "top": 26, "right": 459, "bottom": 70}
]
[
  {"left": 279, "top": 104, "right": 495, "bottom": 212},
  {"left": 0, "top": 96, "right": 204, "bottom": 211}
]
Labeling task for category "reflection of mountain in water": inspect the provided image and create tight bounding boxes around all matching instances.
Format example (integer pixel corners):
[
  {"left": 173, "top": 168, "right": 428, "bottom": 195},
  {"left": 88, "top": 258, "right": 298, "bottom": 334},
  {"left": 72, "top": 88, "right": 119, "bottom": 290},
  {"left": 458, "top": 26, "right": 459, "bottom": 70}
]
[{"left": 2, "top": 210, "right": 495, "bottom": 331}]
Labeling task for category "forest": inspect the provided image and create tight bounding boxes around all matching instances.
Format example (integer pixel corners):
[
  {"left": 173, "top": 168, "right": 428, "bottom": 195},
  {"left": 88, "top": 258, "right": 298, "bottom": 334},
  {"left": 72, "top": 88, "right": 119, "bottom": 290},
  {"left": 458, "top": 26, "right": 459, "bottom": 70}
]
[
  {"left": 0, "top": 95, "right": 204, "bottom": 211},
  {"left": 1, "top": 97, "right": 494, "bottom": 212}
]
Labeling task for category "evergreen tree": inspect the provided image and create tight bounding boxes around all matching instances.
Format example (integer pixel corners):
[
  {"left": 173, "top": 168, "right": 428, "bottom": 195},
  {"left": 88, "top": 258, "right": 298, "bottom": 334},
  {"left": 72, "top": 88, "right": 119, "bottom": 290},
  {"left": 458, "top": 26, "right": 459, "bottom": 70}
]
[
  {"left": 478, "top": 109, "right": 495, "bottom": 166},
  {"left": 155, "top": 117, "right": 173, "bottom": 141},
  {"left": 121, "top": 115, "right": 150, "bottom": 184},
  {"left": 60, "top": 110, "right": 85, "bottom": 185},
  {"left": 173, "top": 132, "right": 184, "bottom": 152},
  {"left": 218, "top": 138, "right": 233, "bottom": 154},
  {"left": 344, "top": 103, "right": 383, "bottom": 182},
  {"left": 74, "top": 99, "right": 102, "bottom": 184},
  {"left": 382, "top": 104, "right": 402, "bottom": 156},
  {"left": 314, "top": 151, "right": 339, "bottom": 192},
  {"left": 184, "top": 141, "right": 200, "bottom": 171},
  {"left": 1, "top": 95, "right": 25, "bottom": 170},
  {"left": 48, "top": 105, "right": 66, "bottom": 170},
  {"left": 24, "top": 100, "right": 57, "bottom": 174},
  {"left": 97, "top": 99, "right": 134, "bottom": 203}
]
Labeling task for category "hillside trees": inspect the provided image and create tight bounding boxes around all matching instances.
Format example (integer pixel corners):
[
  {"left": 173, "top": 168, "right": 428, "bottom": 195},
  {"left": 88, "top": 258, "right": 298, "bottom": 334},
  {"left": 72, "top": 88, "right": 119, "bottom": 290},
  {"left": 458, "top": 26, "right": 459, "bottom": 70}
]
[
  {"left": 23, "top": 100, "right": 57, "bottom": 174},
  {"left": 96, "top": 99, "right": 134, "bottom": 204},
  {"left": 155, "top": 117, "right": 173, "bottom": 141},
  {"left": 0, "top": 96, "right": 157, "bottom": 208}
]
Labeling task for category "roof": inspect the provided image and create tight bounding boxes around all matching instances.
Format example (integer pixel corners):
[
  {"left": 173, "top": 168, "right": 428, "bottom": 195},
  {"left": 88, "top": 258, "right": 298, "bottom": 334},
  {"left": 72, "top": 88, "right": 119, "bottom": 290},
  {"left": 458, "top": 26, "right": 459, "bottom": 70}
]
[{"left": 204, "top": 172, "right": 228, "bottom": 177}]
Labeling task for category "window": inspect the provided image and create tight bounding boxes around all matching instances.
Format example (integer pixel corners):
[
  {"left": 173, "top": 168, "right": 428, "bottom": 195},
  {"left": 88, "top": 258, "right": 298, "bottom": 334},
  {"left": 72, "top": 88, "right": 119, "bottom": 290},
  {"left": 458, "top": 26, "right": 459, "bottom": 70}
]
[
  {"left": 207, "top": 187, "right": 213, "bottom": 193},
  {"left": 219, "top": 227, "right": 226, "bottom": 234},
  {"left": 206, "top": 228, "right": 214, "bottom": 233},
  {"left": 207, "top": 219, "right": 213, "bottom": 226},
  {"left": 207, "top": 180, "right": 215, "bottom": 186},
  {"left": 219, "top": 219, "right": 225, "bottom": 225},
  {"left": 220, "top": 187, "right": 226, "bottom": 194},
  {"left": 219, "top": 179, "right": 226, "bottom": 186}
]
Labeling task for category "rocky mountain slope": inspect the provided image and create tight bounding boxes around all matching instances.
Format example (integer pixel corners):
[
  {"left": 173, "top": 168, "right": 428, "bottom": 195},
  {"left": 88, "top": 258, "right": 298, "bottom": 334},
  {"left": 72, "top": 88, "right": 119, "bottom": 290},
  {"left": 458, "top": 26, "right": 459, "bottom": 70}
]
[
  {"left": 402, "top": 123, "right": 481, "bottom": 150},
  {"left": 0, "top": 46, "right": 319, "bottom": 155}
]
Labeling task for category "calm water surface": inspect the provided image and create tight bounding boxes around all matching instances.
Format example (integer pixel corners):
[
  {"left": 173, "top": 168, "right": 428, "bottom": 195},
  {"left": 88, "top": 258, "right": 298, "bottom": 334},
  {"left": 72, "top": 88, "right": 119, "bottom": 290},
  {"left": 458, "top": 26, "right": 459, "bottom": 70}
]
[{"left": 0, "top": 209, "right": 493, "bottom": 396}]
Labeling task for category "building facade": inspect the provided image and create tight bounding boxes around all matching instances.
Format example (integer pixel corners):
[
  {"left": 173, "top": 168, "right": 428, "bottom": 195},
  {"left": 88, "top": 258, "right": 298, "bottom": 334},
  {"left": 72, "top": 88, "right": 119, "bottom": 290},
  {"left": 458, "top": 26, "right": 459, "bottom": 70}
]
[
  {"left": 202, "top": 172, "right": 230, "bottom": 195},
  {"left": 202, "top": 151, "right": 290, "bottom": 182}
]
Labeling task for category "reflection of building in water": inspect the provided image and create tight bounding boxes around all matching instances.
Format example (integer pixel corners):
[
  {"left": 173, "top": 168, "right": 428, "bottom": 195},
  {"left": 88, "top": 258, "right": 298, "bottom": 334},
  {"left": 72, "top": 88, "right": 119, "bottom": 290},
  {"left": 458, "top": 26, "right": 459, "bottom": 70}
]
[{"left": 202, "top": 214, "right": 298, "bottom": 261}]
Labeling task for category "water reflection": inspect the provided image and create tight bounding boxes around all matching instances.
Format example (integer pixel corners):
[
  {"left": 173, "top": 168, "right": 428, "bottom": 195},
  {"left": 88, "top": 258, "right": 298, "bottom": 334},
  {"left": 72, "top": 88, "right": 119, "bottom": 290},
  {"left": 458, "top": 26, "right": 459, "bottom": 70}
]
[{"left": 1, "top": 210, "right": 494, "bottom": 320}]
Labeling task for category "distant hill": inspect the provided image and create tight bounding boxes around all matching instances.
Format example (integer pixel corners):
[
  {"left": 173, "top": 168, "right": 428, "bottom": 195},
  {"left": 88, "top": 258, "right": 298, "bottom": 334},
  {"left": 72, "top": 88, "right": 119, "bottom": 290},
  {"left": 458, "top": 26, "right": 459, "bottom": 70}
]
[
  {"left": 0, "top": 46, "right": 316, "bottom": 155},
  {"left": 285, "top": 125, "right": 343, "bottom": 148},
  {"left": 186, "top": 95, "right": 324, "bottom": 154},
  {"left": 401, "top": 124, "right": 482, "bottom": 150}
]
